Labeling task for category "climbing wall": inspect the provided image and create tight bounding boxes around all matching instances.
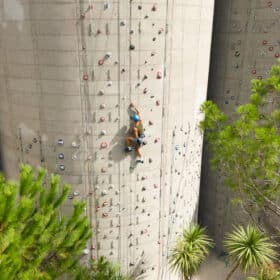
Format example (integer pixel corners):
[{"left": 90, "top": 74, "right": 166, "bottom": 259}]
[
  {"left": 200, "top": 0, "right": 280, "bottom": 251},
  {"left": 0, "top": 0, "right": 214, "bottom": 279}
]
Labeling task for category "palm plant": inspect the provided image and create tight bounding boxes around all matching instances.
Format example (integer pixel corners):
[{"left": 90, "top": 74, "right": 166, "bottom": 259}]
[
  {"left": 169, "top": 224, "right": 213, "bottom": 280},
  {"left": 224, "top": 225, "right": 277, "bottom": 280},
  {"left": 247, "top": 268, "right": 280, "bottom": 280}
]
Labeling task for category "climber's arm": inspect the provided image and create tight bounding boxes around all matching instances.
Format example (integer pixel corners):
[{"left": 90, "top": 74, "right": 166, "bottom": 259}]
[{"left": 130, "top": 103, "right": 143, "bottom": 121}]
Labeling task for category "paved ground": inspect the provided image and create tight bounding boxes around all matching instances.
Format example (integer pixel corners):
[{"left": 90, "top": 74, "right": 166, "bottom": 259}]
[{"left": 193, "top": 253, "right": 244, "bottom": 280}]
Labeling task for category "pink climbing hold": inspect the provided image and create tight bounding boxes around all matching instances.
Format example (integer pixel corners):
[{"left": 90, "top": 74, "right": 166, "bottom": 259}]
[
  {"left": 80, "top": 12, "right": 86, "bottom": 18},
  {"left": 154, "top": 137, "right": 160, "bottom": 143},
  {"left": 98, "top": 59, "right": 105, "bottom": 66},
  {"left": 268, "top": 1, "right": 272, "bottom": 7},
  {"left": 157, "top": 240, "right": 161, "bottom": 244},
  {"left": 157, "top": 71, "right": 162, "bottom": 79},
  {"left": 83, "top": 74, "right": 89, "bottom": 80},
  {"left": 100, "top": 142, "right": 108, "bottom": 149},
  {"left": 100, "top": 116, "right": 105, "bottom": 122}
]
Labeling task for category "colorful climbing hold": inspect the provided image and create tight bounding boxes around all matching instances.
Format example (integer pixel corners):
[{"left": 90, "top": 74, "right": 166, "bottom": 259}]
[
  {"left": 98, "top": 59, "right": 104, "bottom": 66},
  {"left": 100, "top": 142, "right": 108, "bottom": 149},
  {"left": 157, "top": 71, "right": 162, "bottom": 79}
]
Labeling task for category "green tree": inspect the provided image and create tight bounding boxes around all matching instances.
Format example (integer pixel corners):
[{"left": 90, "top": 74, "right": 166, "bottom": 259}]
[
  {"left": 200, "top": 60, "right": 280, "bottom": 236},
  {"left": 0, "top": 164, "right": 91, "bottom": 279},
  {"left": 247, "top": 268, "right": 280, "bottom": 280},
  {"left": 169, "top": 224, "right": 213, "bottom": 280},
  {"left": 224, "top": 225, "right": 276, "bottom": 280},
  {"left": 72, "top": 256, "right": 129, "bottom": 280}
]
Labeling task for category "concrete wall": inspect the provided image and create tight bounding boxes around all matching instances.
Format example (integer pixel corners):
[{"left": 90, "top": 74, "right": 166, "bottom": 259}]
[
  {"left": 0, "top": 0, "right": 214, "bottom": 278},
  {"left": 200, "top": 0, "right": 280, "bottom": 251}
]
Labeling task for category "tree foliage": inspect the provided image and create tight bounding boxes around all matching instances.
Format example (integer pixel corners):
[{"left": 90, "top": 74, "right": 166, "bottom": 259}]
[
  {"left": 200, "top": 60, "right": 280, "bottom": 236},
  {"left": 169, "top": 224, "right": 213, "bottom": 279},
  {"left": 71, "top": 256, "right": 129, "bottom": 280},
  {"left": 0, "top": 164, "right": 91, "bottom": 280},
  {"left": 224, "top": 225, "right": 276, "bottom": 280},
  {"left": 247, "top": 268, "right": 280, "bottom": 280}
]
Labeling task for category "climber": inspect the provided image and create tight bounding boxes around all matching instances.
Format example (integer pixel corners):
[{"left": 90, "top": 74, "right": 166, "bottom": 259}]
[{"left": 125, "top": 103, "right": 146, "bottom": 163}]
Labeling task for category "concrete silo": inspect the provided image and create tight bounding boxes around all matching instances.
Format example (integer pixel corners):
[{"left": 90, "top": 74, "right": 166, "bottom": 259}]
[
  {"left": 200, "top": 0, "right": 280, "bottom": 251},
  {"left": 0, "top": 0, "right": 214, "bottom": 278}
]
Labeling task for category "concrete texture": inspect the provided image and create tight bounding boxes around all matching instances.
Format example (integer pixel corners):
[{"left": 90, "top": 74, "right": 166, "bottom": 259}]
[
  {"left": 0, "top": 0, "right": 214, "bottom": 279},
  {"left": 194, "top": 253, "right": 243, "bottom": 280},
  {"left": 200, "top": 0, "right": 280, "bottom": 251}
]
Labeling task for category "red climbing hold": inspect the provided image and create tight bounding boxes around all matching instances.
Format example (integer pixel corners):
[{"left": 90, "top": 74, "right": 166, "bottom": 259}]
[
  {"left": 269, "top": 46, "right": 274, "bottom": 51},
  {"left": 100, "top": 142, "right": 108, "bottom": 149},
  {"left": 262, "top": 40, "right": 268, "bottom": 45},
  {"left": 83, "top": 74, "right": 89, "bottom": 81},
  {"left": 100, "top": 116, "right": 105, "bottom": 122},
  {"left": 275, "top": 53, "right": 280, "bottom": 58},
  {"left": 157, "top": 71, "right": 162, "bottom": 79},
  {"left": 251, "top": 69, "right": 256, "bottom": 75},
  {"left": 158, "top": 28, "right": 164, "bottom": 34},
  {"left": 98, "top": 59, "right": 105, "bottom": 66},
  {"left": 267, "top": 1, "right": 272, "bottom": 7}
]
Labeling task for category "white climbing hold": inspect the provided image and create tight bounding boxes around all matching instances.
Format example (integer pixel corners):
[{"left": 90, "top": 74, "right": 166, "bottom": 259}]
[
  {"left": 72, "top": 141, "right": 78, "bottom": 148},
  {"left": 101, "top": 190, "right": 108, "bottom": 196},
  {"left": 83, "top": 248, "right": 90, "bottom": 255},
  {"left": 105, "top": 52, "right": 112, "bottom": 59}
]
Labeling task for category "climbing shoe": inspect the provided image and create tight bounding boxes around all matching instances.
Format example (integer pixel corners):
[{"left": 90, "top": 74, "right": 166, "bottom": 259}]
[{"left": 136, "top": 157, "right": 144, "bottom": 164}]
